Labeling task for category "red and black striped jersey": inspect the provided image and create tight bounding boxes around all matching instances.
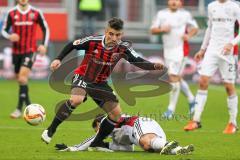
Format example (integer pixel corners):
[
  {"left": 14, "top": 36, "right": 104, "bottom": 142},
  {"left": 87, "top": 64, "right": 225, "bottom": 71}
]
[
  {"left": 57, "top": 35, "right": 156, "bottom": 83},
  {"left": 1, "top": 5, "right": 49, "bottom": 55}
]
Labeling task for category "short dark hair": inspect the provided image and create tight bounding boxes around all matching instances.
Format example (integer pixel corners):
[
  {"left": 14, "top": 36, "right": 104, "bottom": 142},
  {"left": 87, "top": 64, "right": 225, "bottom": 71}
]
[
  {"left": 108, "top": 17, "right": 124, "bottom": 30},
  {"left": 92, "top": 114, "right": 105, "bottom": 129}
]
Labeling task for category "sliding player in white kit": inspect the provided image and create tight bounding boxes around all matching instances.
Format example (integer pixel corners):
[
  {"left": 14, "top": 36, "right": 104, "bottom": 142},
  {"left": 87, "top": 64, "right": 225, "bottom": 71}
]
[
  {"left": 150, "top": 0, "right": 198, "bottom": 118},
  {"left": 184, "top": 0, "right": 240, "bottom": 134},
  {"left": 55, "top": 114, "right": 194, "bottom": 155}
]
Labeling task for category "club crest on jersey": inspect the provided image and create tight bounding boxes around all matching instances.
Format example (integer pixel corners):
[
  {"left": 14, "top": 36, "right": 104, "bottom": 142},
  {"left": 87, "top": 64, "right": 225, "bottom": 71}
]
[
  {"left": 29, "top": 13, "right": 35, "bottom": 20},
  {"left": 73, "top": 39, "right": 81, "bottom": 45},
  {"left": 14, "top": 15, "right": 19, "bottom": 19}
]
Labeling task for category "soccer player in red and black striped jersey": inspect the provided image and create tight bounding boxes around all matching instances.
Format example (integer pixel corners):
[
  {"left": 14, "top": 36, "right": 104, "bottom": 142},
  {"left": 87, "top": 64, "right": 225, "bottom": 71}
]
[
  {"left": 1, "top": 0, "right": 49, "bottom": 118},
  {"left": 41, "top": 18, "right": 165, "bottom": 150}
]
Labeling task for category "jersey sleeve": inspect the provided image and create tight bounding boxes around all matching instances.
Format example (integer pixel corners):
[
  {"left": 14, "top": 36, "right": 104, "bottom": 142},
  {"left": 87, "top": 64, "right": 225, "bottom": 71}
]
[
  {"left": 37, "top": 9, "right": 50, "bottom": 47},
  {"left": 1, "top": 11, "right": 12, "bottom": 39},
  {"left": 69, "top": 135, "right": 95, "bottom": 151},
  {"left": 150, "top": 11, "right": 162, "bottom": 29},
  {"left": 200, "top": 5, "right": 212, "bottom": 50},
  {"left": 56, "top": 37, "right": 90, "bottom": 61},
  {"left": 123, "top": 45, "right": 155, "bottom": 70},
  {"left": 186, "top": 12, "right": 198, "bottom": 28}
]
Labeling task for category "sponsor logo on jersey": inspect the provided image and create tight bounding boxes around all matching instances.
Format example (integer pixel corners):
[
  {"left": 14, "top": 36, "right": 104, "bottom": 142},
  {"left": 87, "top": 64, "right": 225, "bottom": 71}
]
[{"left": 15, "top": 21, "right": 33, "bottom": 26}]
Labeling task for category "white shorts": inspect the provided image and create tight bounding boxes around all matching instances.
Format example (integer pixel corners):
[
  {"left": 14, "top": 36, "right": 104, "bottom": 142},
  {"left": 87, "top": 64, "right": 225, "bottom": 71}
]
[
  {"left": 198, "top": 52, "right": 236, "bottom": 84},
  {"left": 133, "top": 117, "right": 166, "bottom": 145},
  {"left": 164, "top": 58, "right": 186, "bottom": 76}
]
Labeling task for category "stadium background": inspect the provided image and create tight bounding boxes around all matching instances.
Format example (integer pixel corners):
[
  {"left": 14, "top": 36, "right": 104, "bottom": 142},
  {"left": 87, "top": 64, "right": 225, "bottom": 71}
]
[
  {"left": 0, "top": 0, "right": 240, "bottom": 84},
  {"left": 0, "top": 1, "right": 240, "bottom": 160}
]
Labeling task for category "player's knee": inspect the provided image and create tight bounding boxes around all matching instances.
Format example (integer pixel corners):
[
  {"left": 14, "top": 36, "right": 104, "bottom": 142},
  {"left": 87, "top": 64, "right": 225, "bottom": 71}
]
[
  {"left": 224, "top": 84, "right": 236, "bottom": 96},
  {"left": 17, "top": 76, "right": 28, "bottom": 84},
  {"left": 199, "top": 77, "right": 209, "bottom": 89},
  {"left": 69, "top": 96, "right": 84, "bottom": 107}
]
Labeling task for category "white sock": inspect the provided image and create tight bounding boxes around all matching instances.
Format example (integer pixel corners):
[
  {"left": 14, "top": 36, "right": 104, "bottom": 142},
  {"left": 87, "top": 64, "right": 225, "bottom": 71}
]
[
  {"left": 150, "top": 137, "right": 166, "bottom": 151},
  {"left": 180, "top": 79, "right": 195, "bottom": 103},
  {"left": 227, "top": 95, "right": 238, "bottom": 126},
  {"left": 168, "top": 82, "right": 180, "bottom": 112},
  {"left": 170, "top": 146, "right": 182, "bottom": 155},
  {"left": 193, "top": 90, "right": 208, "bottom": 122}
]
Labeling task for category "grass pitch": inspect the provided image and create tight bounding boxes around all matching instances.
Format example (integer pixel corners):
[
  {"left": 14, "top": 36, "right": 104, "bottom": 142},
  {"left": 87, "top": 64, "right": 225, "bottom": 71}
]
[{"left": 0, "top": 80, "right": 239, "bottom": 160}]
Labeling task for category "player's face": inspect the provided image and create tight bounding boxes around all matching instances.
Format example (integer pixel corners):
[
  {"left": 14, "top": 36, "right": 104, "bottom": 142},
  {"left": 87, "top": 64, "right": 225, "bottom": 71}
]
[
  {"left": 105, "top": 27, "right": 123, "bottom": 48},
  {"left": 168, "top": 0, "right": 181, "bottom": 11},
  {"left": 18, "top": 0, "right": 29, "bottom": 6}
]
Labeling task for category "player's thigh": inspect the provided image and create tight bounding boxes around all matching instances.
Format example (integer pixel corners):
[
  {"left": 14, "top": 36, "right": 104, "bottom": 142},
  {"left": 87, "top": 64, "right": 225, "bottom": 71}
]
[
  {"left": 12, "top": 54, "right": 22, "bottom": 74},
  {"left": 21, "top": 53, "right": 36, "bottom": 71},
  {"left": 133, "top": 118, "right": 166, "bottom": 145},
  {"left": 219, "top": 57, "right": 236, "bottom": 84},
  {"left": 198, "top": 54, "right": 218, "bottom": 77},
  {"left": 165, "top": 59, "right": 185, "bottom": 77},
  {"left": 88, "top": 82, "right": 119, "bottom": 108},
  {"left": 70, "top": 74, "right": 88, "bottom": 106}
]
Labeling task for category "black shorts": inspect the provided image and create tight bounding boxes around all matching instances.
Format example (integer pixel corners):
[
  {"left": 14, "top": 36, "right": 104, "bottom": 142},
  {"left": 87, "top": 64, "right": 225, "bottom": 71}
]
[
  {"left": 71, "top": 74, "right": 119, "bottom": 107},
  {"left": 12, "top": 53, "right": 36, "bottom": 73}
]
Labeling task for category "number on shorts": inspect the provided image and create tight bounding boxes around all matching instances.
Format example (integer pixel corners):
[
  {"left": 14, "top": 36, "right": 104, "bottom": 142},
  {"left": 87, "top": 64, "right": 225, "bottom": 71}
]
[{"left": 77, "top": 80, "right": 87, "bottom": 88}]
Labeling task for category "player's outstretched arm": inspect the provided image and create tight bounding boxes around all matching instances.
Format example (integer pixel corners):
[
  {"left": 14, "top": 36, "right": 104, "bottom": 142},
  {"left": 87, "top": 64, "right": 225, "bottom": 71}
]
[
  {"left": 124, "top": 47, "right": 166, "bottom": 71},
  {"left": 55, "top": 135, "right": 96, "bottom": 151}
]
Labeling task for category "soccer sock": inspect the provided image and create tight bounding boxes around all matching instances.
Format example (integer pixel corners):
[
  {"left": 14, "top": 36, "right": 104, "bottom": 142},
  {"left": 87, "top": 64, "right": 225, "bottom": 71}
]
[
  {"left": 47, "top": 100, "right": 75, "bottom": 136},
  {"left": 227, "top": 95, "right": 238, "bottom": 126},
  {"left": 24, "top": 85, "right": 31, "bottom": 106},
  {"left": 193, "top": 90, "right": 208, "bottom": 122},
  {"left": 168, "top": 82, "right": 180, "bottom": 112},
  {"left": 90, "top": 116, "right": 117, "bottom": 146},
  {"left": 180, "top": 79, "right": 195, "bottom": 103},
  {"left": 17, "top": 85, "right": 28, "bottom": 111}
]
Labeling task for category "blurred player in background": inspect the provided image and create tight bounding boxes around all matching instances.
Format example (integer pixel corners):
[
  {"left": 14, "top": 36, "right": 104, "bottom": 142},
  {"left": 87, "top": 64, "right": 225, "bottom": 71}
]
[
  {"left": 184, "top": 0, "right": 240, "bottom": 134},
  {"left": 55, "top": 114, "right": 194, "bottom": 155},
  {"left": 150, "top": 0, "right": 198, "bottom": 118},
  {"left": 41, "top": 17, "right": 166, "bottom": 151},
  {"left": 1, "top": 0, "right": 49, "bottom": 118}
]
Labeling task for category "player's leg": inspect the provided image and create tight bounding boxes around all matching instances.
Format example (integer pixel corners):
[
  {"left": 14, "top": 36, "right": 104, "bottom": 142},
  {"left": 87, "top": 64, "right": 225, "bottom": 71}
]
[
  {"left": 223, "top": 83, "right": 238, "bottom": 134},
  {"left": 133, "top": 118, "right": 168, "bottom": 152},
  {"left": 184, "top": 53, "right": 217, "bottom": 131},
  {"left": 10, "top": 54, "right": 34, "bottom": 118},
  {"left": 180, "top": 78, "right": 195, "bottom": 114},
  {"left": 86, "top": 82, "right": 121, "bottom": 149},
  {"left": 163, "top": 59, "right": 184, "bottom": 118},
  {"left": 41, "top": 75, "right": 87, "bottom": 143},
  {"left": 220, "top": 58, "right": 238, "bottom": 134},
  {"left": 90, "top": 102, "right": 121, "bottom": 148}
]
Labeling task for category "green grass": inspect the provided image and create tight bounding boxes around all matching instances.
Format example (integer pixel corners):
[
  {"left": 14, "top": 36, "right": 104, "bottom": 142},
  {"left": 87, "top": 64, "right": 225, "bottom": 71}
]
[{"left": 0, "top": 80, "right": 240, "bottom": 160}]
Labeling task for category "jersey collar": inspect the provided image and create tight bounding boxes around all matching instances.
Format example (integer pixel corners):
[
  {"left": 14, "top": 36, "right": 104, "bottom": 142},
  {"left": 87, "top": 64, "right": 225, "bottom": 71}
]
[{"left": 17, "top": 4, "right": 31, "bottom": 14}]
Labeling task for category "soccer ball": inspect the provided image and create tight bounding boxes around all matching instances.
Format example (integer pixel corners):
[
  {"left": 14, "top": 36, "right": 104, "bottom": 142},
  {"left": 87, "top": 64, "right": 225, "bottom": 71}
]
[{"left": 23, "top": 104, "right": 46, "bottom": 126}]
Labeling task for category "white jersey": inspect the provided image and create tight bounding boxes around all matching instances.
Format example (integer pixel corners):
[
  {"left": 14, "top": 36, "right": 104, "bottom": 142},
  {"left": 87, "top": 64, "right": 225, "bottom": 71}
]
[
  {"left": 202, "top": 0, "right": 240, "bottom": 53},
  {"left": 151, "top": 8, "right": 198, "bottom": 61}
]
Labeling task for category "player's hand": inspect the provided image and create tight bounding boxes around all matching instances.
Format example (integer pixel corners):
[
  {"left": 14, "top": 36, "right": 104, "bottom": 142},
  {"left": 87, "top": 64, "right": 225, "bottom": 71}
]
[
  {"left": 154, "top": 63, "right": 166, "bottom": 71},
  {"left": 50, "top": 59, "right": 61, "bottom": 71},
  {"left": 9, "top": 33, "right": 20, "bottom": 42},
  {"left": 55, "top": 143, "right": 68, "bottom": 151},
  {"left": 194, "top": 49, "right": 205, "bottom": 62},
  {"left": 222, "top": 43, "right": 233, "bottom": 55},
  {"left": 37, "top": 45, "right": 47, "bottom": 56},
  {"left": 182, "top": 34, "right": 190, "bottom": 41},
  {"left": 160, "top": 24, "right": 171, "bottom": 33}
]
